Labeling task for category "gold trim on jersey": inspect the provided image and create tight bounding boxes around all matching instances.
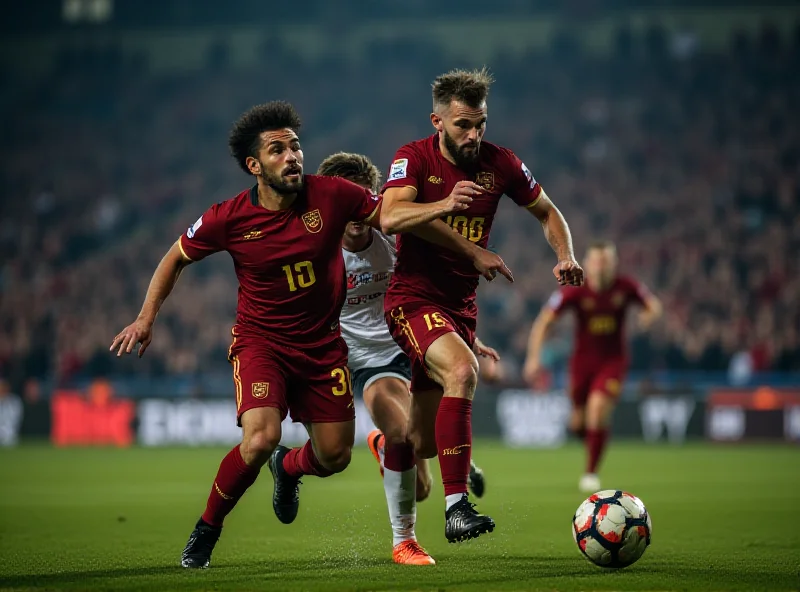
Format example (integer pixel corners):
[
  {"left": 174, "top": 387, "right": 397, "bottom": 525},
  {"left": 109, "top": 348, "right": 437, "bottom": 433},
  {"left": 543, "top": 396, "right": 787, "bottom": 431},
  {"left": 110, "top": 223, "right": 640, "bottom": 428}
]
[
  {"left": 177, "top": 236, "right": 194, "bottom": 261},
  {"left": 390, "top": 307, "right": 423, "bottom": 359},
  {"left": 228, "top": 327, "right": 243, "bottom": 412}
]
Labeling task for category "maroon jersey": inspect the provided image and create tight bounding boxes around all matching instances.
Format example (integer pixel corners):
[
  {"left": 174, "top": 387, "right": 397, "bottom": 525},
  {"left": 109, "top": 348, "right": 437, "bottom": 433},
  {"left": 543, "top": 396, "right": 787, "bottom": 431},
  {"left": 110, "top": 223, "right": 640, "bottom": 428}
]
[
  {"left": 382, "top": 134, "right": 542, "bottom": 313},
  {"left": 547, "top": 276, "right": 650, "bottom": 364},
  {"left": 178, "top": 175, "right": 380, "bottom": 347}
]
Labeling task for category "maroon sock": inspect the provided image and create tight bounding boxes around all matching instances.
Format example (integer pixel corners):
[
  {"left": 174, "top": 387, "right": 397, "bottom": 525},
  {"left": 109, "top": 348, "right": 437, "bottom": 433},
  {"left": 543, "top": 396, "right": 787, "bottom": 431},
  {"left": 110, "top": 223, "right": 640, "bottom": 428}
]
[
  {"left": 201, "top": 445, "right": 260, "bottom": 527},
  {"left": 436, "top": 397, "right": 472, "bottom": 497},
  {"left": 384, "top": 440, "right": 415, "bottom": 472},
  {"left": 282, "top": 439, "right": 334, "bottom": 478},
  {"left": 586, "top": 428, "right": 609, "bottom": 474}
]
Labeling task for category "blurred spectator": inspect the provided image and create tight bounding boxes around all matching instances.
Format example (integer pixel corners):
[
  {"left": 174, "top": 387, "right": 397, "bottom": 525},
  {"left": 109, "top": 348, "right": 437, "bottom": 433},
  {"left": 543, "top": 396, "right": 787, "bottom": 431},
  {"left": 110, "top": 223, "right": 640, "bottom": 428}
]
[{"left": 0, "top": 378, "right": 23, "bottom": 446}]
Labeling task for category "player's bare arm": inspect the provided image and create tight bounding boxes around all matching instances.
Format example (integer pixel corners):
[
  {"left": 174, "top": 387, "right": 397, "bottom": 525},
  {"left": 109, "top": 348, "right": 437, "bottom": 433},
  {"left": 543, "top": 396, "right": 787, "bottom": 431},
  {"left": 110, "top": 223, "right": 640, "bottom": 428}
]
[
  {"left": 637, "top": 291, "right": 663, "bottom": 330},
  {"left": 109, "top": 240, "right": 192, "bottom": 357},
  {"left": 527, "top": 190, "right": 584, "bottom": 286},
  {"left": 522, "top": 307, "right": 557, "bottom": 386},
  {"left": 408, "top": 219, "right": 513, "bottom": 283},
  {"left": 380, "top": 182, "right": 482, "bottom": 235}
]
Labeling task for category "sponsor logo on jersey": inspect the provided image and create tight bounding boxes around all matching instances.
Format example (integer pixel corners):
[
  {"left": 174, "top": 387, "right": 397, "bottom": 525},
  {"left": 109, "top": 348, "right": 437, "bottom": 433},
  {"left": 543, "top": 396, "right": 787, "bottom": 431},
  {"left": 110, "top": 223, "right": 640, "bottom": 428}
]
[
  {"left": 427, "top": 175, "right": 443, "bottom": 184},
  {"left": 242, "top": 229, "right": 262, "bottom": 240},
  {"left": 475, "top": 171, "right": 494, "bottom": 191},
  {"left": 302, "top": 209, "right": 323, "bottom": 233},
  {"left": 347, "top": 271, "right": 390, "bottom": 290},
  {"left": 346, "top": 292, "right": 384, "bottom": 306},
  {"left": 388, "top": 158, "right": 409, "bottom": 181},
  {"left": 251, "top": 382, "right": 269, "bottom": 399},
  {"left": 187, "top": 216, "right": 203, "bottom": 238}
]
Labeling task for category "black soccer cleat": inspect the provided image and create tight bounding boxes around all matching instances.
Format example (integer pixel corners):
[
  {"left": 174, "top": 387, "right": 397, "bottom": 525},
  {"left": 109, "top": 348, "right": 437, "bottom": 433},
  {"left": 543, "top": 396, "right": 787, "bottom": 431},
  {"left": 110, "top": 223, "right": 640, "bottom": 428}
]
[
  {"left": 445, "top": 494, "right": 495, "bottom": 543},
  {"left": 181, "top": 518, "right": 222, "bottom": 568},
  {"left": 268, "top": 445, "right": 301, "bottom": 524},
  {"left": 468, "top": 459, "right": 486, "bottom": 498}
]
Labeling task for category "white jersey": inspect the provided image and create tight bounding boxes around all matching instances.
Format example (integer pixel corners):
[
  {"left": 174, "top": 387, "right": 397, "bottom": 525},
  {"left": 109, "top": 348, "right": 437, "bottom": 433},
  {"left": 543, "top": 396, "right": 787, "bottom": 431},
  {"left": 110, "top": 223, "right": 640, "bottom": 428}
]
[{"left": 341, "top": 230, "right": 403, "bottom": 371}]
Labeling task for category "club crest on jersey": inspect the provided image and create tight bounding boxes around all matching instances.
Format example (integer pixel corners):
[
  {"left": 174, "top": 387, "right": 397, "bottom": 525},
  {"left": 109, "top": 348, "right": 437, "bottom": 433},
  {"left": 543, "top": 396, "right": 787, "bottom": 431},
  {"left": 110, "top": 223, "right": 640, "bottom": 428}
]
[
  {"left": 302, "top": 209, "right": 323, "bottom": 233},
  {"left": 475, "top": 172, "right": 494, "bottom": 191},
  {"left": 251, "top": 382, "right": 269, "bottom": 399},
  {"left": 611, "top": 292, "right": 625, "bottom": 308}
]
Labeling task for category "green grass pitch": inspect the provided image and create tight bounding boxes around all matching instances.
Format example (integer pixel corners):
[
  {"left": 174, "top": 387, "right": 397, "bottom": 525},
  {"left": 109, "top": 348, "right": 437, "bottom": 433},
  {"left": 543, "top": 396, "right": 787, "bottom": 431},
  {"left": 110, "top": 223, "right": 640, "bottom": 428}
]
[{"left": 1, "top": 441, "right": 799, "bottom": 591}]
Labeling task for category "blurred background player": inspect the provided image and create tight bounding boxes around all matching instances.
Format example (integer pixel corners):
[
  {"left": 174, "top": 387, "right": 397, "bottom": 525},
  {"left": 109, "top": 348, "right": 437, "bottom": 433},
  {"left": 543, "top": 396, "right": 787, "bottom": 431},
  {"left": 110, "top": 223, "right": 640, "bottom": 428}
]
[
  {"left": 523, "top": 241, "right": 662, "bottom": 493},
  {"left": 380, "top": 67, "right": 584, "bottom": 543},
  {"left": 318, "top": 152, "right": 498, "bottom": 565}
]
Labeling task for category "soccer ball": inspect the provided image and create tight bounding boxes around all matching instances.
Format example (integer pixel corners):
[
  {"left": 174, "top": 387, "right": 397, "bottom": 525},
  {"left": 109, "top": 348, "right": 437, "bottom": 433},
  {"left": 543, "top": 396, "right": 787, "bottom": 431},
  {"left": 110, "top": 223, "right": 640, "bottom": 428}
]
[{"left": 572, "top": 489, "right": 652, "bottom": 568}]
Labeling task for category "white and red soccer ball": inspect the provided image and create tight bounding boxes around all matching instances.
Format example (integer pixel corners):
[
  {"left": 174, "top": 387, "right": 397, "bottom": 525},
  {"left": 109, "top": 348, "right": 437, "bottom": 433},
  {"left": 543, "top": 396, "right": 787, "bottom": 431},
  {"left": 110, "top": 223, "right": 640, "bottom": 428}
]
[{"left": 572, "top": 489, "right": 652, "bottom": 568}]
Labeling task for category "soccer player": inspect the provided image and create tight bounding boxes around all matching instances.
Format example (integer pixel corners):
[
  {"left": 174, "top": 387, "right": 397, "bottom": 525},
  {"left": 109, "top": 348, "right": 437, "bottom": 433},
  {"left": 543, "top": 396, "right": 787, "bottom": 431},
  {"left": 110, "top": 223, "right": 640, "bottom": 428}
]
[
  {"left": 318, "top": 152, "right": 496, "bottom": 565},
  {"left": 109, "top": 101, "right": 511, "bottom": 569},
  {"left": 523, "top": 241, "right": 662, "bottom": 493},
  {"left": 380, "top": 68, "right": 584, "bottom": 543}
]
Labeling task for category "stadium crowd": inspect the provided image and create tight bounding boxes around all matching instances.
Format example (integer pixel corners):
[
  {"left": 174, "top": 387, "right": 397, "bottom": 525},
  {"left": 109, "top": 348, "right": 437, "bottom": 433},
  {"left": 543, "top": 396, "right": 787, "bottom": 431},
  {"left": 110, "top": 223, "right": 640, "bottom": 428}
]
[{"left": 1, "top": 23, "right": 798, "bottom": 389}]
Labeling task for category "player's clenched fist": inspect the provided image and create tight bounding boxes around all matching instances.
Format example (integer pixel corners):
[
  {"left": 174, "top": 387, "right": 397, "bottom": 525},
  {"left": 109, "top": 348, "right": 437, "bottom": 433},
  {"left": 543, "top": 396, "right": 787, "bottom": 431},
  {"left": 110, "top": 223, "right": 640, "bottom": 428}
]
[
  {"left": 553, "top": 259, "right": 584, "bottom": 286},
  {"left": 110, "top": 318, "right": 153, "bottom": 357},
  {"left": 442, "top": 180, "right": 483, "bottom": 214}
]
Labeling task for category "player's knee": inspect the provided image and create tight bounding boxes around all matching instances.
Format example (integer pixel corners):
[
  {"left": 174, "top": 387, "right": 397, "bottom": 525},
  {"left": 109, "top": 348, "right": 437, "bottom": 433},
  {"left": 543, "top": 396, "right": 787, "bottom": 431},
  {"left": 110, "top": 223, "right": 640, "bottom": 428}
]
[
  {"left": 241, "top": 428, "right": 280, "bottom": 467},
  {"left": 415, "top": 474, "right": 432, "bottom": 502},
  {"left": 444, "top": 358, "right": 478, "bottom": 395},
  {"left": 316, "top": 443, "right": 353, "bottom": 474}
]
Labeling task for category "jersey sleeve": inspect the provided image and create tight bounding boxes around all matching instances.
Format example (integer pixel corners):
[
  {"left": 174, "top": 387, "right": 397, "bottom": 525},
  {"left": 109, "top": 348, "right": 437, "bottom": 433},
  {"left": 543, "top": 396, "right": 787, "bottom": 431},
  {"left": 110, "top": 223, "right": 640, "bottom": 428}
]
[
  {"left": 546, "top": 288, "right": 573, "bottom": 316},
  {"left": 502, "top": 148, "right": 543, "bottom": 209},
  {"left": 178, "top": 202, "right": 228, "bottom": 262},
  {"left": 624, "top": 277, "right": 651, "bottom": 306},
  {"left": 381, "top": 144, "right": 424, "bottom": 194},
  {"left": 339, "top": 179, "right": 381, "bottom": 223}
]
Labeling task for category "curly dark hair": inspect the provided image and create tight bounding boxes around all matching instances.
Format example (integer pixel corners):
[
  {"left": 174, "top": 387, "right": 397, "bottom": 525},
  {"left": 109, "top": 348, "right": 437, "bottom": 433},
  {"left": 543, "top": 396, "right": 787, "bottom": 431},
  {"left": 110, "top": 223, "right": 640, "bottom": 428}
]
[
  {"left": 316, "top": 152, "right": 381, "bottom": 193},
  {"left": 228, "top": 101, "right": 302, "bottom": 174},
  {"left": 432, "top": 67, "right": 494, "bottom": 111}
]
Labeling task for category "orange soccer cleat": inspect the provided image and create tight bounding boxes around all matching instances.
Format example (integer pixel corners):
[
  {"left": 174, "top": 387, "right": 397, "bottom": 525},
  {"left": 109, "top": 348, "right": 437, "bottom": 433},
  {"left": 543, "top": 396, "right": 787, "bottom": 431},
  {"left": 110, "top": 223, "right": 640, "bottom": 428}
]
[
  {"left": 366, "top": 429, "right": 385, "bottom": 478},
  {"left": 392, "top": 540, "right": 436, "bottom": 565}
]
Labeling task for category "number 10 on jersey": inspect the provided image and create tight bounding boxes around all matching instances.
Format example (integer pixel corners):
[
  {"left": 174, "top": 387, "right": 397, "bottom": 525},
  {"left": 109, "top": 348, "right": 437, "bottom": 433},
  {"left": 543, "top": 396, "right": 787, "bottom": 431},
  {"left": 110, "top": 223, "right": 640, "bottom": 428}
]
[{"left": 282, "top": 260, "right": 316, "bottom": 292}]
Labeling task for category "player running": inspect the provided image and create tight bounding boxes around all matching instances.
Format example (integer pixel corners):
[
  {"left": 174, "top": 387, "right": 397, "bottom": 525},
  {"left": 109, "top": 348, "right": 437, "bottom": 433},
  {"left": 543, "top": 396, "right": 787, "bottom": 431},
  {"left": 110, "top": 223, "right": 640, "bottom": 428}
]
[
  {"left": 380, "top": 68, "right": 584, "bottom": 543},
  {"left": 109, "top": 101, "right": 510, "bottom": 569},
  {"left": 318, "top": 152, "right": 496, "bottom": 565},
  {"left": 523, "top": 241, "right": 662, "bottom": 493}
]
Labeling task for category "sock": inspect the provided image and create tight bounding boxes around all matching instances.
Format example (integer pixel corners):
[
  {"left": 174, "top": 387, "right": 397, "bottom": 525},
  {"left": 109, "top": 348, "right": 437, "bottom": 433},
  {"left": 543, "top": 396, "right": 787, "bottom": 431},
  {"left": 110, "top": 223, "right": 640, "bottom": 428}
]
[
  {"left": 383, "top": 440, "right": 417, "bottom": 546},
  {"left": 201, "top": 445, "right": 260, "bottom": 527},
  {"left": 282, "top": 439, "right": 335, "bottom": 478},
  {"left": 436, "top": 397, "right": 472, "bottom": 498},
  {"left": 445, "top": 493, "right": 464, "bottom": 511},
  {"left": 585, "top": 428, "right": 609, "bottom": 474}
]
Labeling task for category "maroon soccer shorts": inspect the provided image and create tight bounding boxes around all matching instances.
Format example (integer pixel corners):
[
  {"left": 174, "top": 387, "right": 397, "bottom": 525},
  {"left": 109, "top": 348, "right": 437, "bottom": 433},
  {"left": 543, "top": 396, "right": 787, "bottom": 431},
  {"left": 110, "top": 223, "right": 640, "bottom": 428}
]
[
  {"left": 569, "top": 358, "right": 627, "bottom": 406},
  {"left": 385, "top": 302, "right": 476, "bottom": 393},
  {"left": 227, "top": 327, "right": 355, "bottom": 426}
]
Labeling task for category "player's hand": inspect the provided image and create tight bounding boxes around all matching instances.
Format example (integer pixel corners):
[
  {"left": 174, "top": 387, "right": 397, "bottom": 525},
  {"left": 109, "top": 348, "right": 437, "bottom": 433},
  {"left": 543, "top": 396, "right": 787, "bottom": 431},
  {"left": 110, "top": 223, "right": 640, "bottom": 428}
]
[
  {"left": 473, "top": 248, "right": 514, "bottom": 283},
  {"left": 522, "top": 358, "right": 541, "bottom": 388},
  {"left": 553, "top": 259, "right": 584, "bottom": 286},
  {"left": 442, "top": 181, "right": 482, "bottom": 214},
  {"left": 473, "top": 337, "right": 500, "bottom": 361},
  {"left": 110, "top": 318, "right": 153, "bottom": 358}
]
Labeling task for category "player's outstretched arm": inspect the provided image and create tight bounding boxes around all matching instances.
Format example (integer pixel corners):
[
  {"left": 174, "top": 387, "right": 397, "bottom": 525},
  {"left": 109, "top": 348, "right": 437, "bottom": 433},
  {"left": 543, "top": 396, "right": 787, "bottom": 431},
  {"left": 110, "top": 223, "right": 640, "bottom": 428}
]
[
  {"left": 522, "top": 308, "right": 557, "bottom": 387},
  {"left": 380, "top": 182, "right": 482, "bottom": 235},
  {"left": 527, "top": 190, "right": 584, "bottom": 287},
  {"left": 410, "top": 219, "right": 514, "bottom": 283},
  {"left": 637, "top": 290, "right": 663, "bottom": 330},
  {"left": 110, "top": 240, "right": 192, "bottom": 357}
]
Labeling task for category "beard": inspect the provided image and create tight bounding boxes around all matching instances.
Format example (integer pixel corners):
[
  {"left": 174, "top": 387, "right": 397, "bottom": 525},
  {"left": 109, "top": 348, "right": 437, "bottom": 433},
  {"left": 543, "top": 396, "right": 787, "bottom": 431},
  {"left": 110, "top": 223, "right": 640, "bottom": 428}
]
[
  {"left": 260, "top": 162, "right": 304, "bottom": 195},
  {"left": 444, "top": 130, "right": 480, "bottom": 169}
]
